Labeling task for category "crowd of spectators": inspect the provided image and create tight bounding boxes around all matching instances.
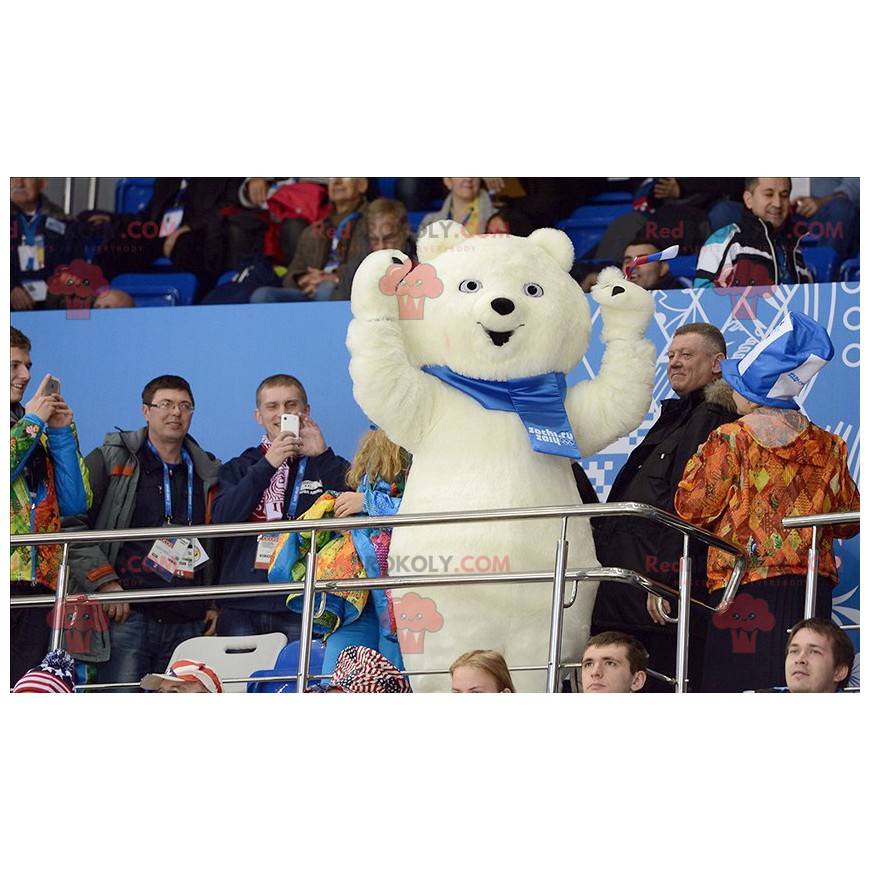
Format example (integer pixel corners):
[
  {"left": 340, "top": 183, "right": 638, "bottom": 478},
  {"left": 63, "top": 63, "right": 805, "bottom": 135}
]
[
  {"left": 9, "top": 305, "right": 860, "bottom": 692},
  {"left": 11, "top": 177, "right": 860, "bottom": 312}
]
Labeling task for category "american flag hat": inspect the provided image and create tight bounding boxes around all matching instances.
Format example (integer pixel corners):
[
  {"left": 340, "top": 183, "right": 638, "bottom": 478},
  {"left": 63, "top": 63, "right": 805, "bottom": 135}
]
[
  {"left": 13, "top": 649, "right": 77, "bottom": 693},
  {"left": 140, "top": 659, "right": 223, "bottom": 693},
  {"left": 328, "top": 646, "right": 411, "bottom": 693}
]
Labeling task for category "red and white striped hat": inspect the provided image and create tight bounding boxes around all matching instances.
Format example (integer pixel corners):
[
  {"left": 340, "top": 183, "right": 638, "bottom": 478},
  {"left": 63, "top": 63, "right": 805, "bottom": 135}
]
[
  {"left": 13, "top": 650, "right": 76, "bottom": 693},
  {"left": 140, "top": 659, "right": 223, "bottom": 693}
]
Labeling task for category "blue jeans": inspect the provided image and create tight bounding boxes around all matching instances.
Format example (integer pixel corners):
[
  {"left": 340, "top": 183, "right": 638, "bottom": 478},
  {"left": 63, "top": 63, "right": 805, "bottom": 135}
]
[
  {"left": 97, "top": 610, "right": 204, "bottom": 692},
  {"left": 217, "top": 606, "right": 302, "bottom": 644},
  {"left": 250, "top": 281, "right": 335, "bottom": 303},
  {"left": 322, "top": 599, "right": 404, "bottom": 683}
]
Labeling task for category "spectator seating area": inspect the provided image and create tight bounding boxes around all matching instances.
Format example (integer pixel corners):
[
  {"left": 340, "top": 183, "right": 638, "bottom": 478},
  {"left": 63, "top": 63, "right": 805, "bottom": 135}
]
[{"left": 18, "top": 177, "right": 862, "bottom": 308}]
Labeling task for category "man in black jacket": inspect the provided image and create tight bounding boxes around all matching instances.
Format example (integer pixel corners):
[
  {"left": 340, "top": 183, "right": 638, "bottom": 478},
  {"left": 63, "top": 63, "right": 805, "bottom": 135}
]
[
  {"left": 213, "top": 374, "right": 350, "bottom": 640},
  {"left": 591, "top": 323, "right": 738, "bottom": 691},
  {"left": 95, "top": 177, "right": 244, "bottom": 298}
]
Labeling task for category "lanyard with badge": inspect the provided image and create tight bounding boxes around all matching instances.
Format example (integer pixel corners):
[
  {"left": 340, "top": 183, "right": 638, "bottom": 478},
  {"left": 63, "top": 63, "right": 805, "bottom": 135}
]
[
  {"left": 323, "top": 210, "right": 360, "bottom": 272},
  {"left": 255, "top": 457, "right": 309, "bottom": 570},
  {"left": 142, "top": 440, "right": 209, "bottom": 581},
  {"left": 17, "top": 210, "right": 51, "bottom": 302},
  {"left": 159, "top": 178, "right": 190, "bottom": 238}
]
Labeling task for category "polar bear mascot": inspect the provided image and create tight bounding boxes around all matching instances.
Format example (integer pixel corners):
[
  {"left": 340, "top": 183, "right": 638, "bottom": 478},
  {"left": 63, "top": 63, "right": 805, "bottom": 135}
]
[{"left": 347, "top": 221, "right": 655, "bottom": 691}]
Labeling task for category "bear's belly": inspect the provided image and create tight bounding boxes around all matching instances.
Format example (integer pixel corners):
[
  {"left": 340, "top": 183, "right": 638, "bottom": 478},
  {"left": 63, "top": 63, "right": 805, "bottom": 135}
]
[
  {"left": 391, "top": 402, "right": 598, "bottom": 574},
  {"left": 386, "top": 403, "right": 600, "bottom": 692}
]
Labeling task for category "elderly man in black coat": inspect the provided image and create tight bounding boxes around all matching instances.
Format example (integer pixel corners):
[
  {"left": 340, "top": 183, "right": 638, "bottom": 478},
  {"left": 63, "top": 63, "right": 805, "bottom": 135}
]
[{"left": 591, "top": 322, "right": 738, "bottom": 692}]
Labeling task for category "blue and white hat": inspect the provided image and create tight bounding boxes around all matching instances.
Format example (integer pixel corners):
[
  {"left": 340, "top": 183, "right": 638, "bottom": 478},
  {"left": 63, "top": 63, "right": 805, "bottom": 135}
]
[{"left": 720, "top": 311, "right": 834, "bottom": 411}]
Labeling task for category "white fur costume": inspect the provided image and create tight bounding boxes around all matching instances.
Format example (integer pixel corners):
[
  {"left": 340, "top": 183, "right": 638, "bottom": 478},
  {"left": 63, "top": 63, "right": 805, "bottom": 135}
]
[{"left": 347, "top": 222, "right": 655, "bottom": 691}]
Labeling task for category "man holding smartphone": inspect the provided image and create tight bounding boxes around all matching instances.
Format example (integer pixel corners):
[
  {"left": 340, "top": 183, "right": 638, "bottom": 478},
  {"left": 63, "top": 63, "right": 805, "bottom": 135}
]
[
  {"left": 212, "top": 374, "right": 350, "bottom": 640},
  {"left": 10, "top": 327, "right": 91, "bottom": 685}
]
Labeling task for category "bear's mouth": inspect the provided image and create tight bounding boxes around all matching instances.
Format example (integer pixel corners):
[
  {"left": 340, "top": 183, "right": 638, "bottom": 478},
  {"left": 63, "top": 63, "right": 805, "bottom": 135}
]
[{"left": 480, "top": 323, "right": 523, "bottom": 347}]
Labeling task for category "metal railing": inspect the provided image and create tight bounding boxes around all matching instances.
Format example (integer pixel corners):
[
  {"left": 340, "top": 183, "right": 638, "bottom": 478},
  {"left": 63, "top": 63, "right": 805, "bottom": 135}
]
[
  {"left": 10, "top": 502, "right": 747, "bottom": 693},
  {"left": 59, "top": 178, "right": 100, "bottom": 215},
  {"left": 781, "top": 510, "right": 860, "bottom": 624}
]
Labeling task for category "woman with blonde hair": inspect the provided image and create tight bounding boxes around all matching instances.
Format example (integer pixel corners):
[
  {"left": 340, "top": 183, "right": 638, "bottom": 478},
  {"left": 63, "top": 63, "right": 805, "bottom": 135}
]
[
  {"left": 270, "top": 427, "right": 411, "bottom": 683},
  {"left": 450, "top": 649, "right": 515, "bottom": 693}
]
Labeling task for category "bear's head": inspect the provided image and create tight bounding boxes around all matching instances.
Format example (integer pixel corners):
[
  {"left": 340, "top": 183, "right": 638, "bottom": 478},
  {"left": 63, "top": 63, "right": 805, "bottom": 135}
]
[{"left": 396, "top": 221, "right": 591, "bottom": 380}]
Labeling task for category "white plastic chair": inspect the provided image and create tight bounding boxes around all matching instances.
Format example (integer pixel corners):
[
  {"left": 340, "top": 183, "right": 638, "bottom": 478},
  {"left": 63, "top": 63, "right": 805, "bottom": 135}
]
[{"left": 169, "top": 633, "right": 287, "bottom": 694}]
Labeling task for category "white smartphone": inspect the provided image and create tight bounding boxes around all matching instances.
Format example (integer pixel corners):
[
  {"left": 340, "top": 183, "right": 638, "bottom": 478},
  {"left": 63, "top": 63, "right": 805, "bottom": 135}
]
[
  {"left": 280, "top": 413, "right": 300, "bottom": 436},
  {"left": 44, "top": 376, "right": 61, "bottom": 396}
]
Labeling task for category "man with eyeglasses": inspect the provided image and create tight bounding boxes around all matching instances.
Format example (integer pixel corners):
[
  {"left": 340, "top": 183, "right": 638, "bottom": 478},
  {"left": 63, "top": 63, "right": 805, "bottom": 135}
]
[{"left": 68, "top": 375, "right": 221, "bottom": 691}]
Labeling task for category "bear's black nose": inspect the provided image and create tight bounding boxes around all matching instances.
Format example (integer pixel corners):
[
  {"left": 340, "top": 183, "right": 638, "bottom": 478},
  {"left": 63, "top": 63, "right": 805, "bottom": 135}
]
[
  {"left": 490, "top": 297, "right": 515, "bottom": 316},
  {"left": 611, "top": 285, "right": 626, "bottom": 296}
]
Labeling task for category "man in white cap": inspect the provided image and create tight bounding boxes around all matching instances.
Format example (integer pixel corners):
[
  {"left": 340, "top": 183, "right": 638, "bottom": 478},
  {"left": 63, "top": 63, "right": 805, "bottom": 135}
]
[
  {"left": 140, "top": 659, "right": 223, "bottom": 693},
  {"left": 675, "top": 311, "right": 860, "bottom": 692}
]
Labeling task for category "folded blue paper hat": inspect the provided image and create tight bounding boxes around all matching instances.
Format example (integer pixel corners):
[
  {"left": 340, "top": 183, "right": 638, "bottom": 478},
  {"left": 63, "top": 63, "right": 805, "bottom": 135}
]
[{"left": 720, "top": 311, "right": 834, "bottom": 411}]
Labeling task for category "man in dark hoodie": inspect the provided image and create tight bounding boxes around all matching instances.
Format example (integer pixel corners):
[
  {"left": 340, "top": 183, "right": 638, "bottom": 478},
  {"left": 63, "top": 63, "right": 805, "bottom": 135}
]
[
  {"left": 590, "top": 323, "right": 739, "bottom": 691},
  {"left": 68, "top": 375, "right": 221, "bottom": 691},
  {"left": 212, "top": 374, "right": 350, "bottom": 640}
]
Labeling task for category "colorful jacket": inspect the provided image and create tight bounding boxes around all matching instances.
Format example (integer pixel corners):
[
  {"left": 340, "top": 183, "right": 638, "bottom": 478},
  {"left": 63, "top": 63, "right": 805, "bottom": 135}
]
[
  {"left": 675, "top": 416, "right": 860, "bottom": 590},
  {"left": 10, "top": 412, "right": 91, "bottom": 589},
  {"left": 268, "top": 475, "right": 403, "bottom": 639},
  {"left": 694, "top": 209, "right": 812, "bottom": 289}
]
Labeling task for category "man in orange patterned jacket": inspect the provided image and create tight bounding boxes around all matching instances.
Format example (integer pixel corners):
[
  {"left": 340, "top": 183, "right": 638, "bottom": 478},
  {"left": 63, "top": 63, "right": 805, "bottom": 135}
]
[{"left": 675, "top": 312, "right": 859, "bottom": 692}]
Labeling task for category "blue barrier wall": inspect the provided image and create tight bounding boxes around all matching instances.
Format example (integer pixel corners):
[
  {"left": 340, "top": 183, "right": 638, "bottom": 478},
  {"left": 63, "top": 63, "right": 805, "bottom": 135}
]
[
  {"left": 12, "top": 302, "right": 371, "bottom": 464},
  {"left": 13, "top": 280, "right": 860, "bottom": 677}
]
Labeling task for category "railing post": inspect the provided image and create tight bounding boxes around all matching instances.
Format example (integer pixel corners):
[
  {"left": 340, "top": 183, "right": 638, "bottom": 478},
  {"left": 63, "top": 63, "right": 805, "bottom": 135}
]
[
  {"left": 87, "top": 178, "right": 99, "bottom": 211},
  {"left": 63, "top": 178, "right": 73, "bottom": 215},
  {"left": 49, "top": 543, "right": 70, "bottom": 652},
  {"left": 674, "top": 534, "right": 691, "bottom": 693},
  {"left": 803, "top": 525, "right": 820, "bottom": 620},
  {"left": 296, "top": 531, "right": 318, "bottom": 693},
  {"left": 545, "top": 517, "right": 570, "bottom": 693}
]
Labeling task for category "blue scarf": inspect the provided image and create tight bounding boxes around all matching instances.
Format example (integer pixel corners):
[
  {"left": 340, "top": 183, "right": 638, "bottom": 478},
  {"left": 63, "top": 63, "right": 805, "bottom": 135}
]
[{"left": 422, "top": 365, "right": 581, "bottom": 459}]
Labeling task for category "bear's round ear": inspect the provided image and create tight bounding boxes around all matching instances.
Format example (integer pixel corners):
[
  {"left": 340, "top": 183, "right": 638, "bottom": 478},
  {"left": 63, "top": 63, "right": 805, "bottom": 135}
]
[
  {"left": 417, "top": 220, "right": 468, "bottom": 264},
  {"left": 528, "top": 228, "right": 574, "bottom": 272}
]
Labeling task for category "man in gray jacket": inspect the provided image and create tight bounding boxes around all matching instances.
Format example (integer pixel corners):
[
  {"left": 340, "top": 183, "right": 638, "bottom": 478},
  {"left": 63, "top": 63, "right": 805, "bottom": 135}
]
[{"left": 68, "top": 375, "right": 221, "bottom": 691}]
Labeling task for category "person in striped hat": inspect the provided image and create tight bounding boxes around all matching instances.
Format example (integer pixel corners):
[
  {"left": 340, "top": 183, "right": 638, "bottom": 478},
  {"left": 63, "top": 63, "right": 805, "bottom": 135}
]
[
  {"left": 13, "top": 649, "right": 77, "bottom": 693},
  {"left": 316, "top": 645, "right": 411, "bottom": 693},
  {"left": 140, "top": 659, "right": 223, "bottom": 693},
  {"left": 675, "top": 311, "right": 860, "bottom": 692}
]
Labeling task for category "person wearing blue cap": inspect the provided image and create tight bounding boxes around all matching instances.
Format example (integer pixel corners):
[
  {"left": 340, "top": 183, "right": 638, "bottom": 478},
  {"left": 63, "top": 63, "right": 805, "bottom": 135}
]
[{"left": 674, "top": 311, "right": 860, "bottom": 692}]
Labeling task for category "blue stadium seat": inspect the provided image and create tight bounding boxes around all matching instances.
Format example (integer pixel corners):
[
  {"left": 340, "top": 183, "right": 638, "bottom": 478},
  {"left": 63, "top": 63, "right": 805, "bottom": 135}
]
[
  {"left": 557, "top": 202, "right": 634, "bottom": 258},
  {"left": 564, "top": 202, "right": 633, "bottom": 224},
  {"left": 114, "top": 177, "right": 155, "bottom": 215},
  {"left": 801, "top": 245, "right": 839, "bottom": 283},
  {"left": 246, "top": 640, "right": 327, "bottom": 692},
  {"left": 407, "top": 210, "right": 430, "bottom": 232},
  {"left": 376, "top": 177, "right": 398, "bottom": 200},
  {"left": 668, "top": 254, "right": 698, "bottom": 280},
  {"left": 839, "top": 257, "right": 860, "bottom": 283},
  {"left": 111, "top": 272, "right": 198, "bottom": 307},
  {"left": 589, "top": 191, "right": 633, "bottom": 204}
]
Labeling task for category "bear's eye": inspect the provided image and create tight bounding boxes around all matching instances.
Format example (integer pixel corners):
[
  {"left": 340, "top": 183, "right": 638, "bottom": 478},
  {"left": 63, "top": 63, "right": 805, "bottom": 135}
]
[
  {"left": 459, "top": 279, "right": 482, "bottom": 294},
  {"left": 524, "top": 283, "right": 544, "bottom": 297}
]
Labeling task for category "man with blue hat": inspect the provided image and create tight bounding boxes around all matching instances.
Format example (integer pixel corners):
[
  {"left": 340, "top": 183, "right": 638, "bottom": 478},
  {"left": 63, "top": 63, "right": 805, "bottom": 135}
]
[{"left": 675, "top": 311, "right": 860, "bottom": 692}]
